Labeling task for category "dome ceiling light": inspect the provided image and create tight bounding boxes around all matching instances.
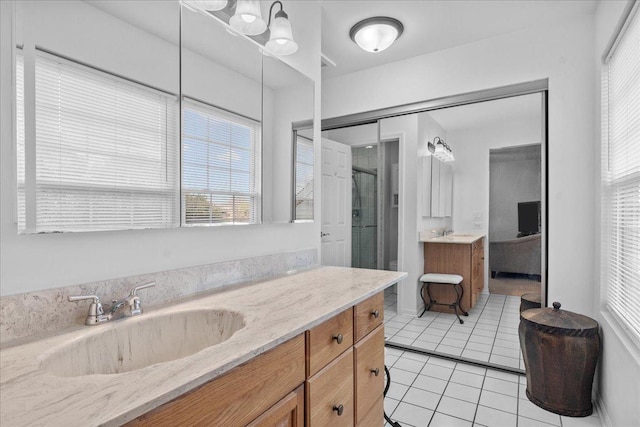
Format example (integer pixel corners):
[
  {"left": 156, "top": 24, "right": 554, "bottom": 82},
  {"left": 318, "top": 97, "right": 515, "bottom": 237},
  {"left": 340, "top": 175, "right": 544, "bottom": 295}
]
[{"left": 349, "top": 16, "right": 404, "bottom": 53}]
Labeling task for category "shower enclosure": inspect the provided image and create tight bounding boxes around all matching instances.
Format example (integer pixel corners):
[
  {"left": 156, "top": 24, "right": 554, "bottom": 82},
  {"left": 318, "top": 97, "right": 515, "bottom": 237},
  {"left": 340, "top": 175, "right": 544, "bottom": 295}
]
[{"left": 351, "top": 166, "right": 377, "bottom": 269}]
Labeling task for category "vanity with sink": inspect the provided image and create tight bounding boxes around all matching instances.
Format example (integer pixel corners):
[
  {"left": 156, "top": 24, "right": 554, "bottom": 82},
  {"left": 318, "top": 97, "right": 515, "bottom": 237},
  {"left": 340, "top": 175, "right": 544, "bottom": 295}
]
[
  {"left": 0, "top": 266, "right": 405, "bottom": 426},
  {"left": 419, "top": 232, "right": 485, "bottom": 312}
]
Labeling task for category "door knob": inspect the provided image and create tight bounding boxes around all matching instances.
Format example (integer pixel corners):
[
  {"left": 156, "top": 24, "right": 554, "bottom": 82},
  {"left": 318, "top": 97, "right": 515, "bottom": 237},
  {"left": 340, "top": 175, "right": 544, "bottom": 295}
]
[
  {"left": 320, "top": 231, "right": 330, "bottom": 237},
  {"left": 333, "top": 404, "right": 344, "bottom": 416},
  {"left": 333, "top": 333, "right": 344, "bottom": 344}
]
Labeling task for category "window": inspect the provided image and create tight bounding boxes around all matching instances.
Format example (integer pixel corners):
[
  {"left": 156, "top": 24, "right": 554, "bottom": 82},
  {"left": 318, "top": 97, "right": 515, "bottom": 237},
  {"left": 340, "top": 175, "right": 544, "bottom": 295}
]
[
  {"left": 182, "top": 99, "right": 261, "bottom": 225},
  {"left": 16, "top": 49, "right": 179, "bottom": 233},
  {"left": 602, "top": 5, "right": 640, "bottom": 341},
  {"left": 292, "top": 131, "right": 314, "bottom": 221}
]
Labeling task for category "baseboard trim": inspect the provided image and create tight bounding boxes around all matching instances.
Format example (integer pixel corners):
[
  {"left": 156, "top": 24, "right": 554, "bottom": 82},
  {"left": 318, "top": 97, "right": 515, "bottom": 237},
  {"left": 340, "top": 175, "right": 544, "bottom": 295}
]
[{"left": 595, "top": 392, "right": 612, "bottom": 427}]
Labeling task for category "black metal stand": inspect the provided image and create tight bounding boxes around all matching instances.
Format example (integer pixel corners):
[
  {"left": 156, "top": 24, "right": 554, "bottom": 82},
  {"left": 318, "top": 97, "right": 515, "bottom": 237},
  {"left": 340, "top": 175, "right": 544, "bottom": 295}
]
[
  {"left": 419, "top": 281, "right": 469, "bottom": 324},
  {"left": 384, "top": 365, "right": 402, "bottom": 427}
]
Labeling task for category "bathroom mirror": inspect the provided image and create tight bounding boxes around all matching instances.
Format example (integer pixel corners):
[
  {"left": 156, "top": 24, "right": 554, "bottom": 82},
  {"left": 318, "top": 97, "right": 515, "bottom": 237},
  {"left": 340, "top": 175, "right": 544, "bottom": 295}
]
[
  {"left": 262, "top": 54, "right": 314, "bottom": 223},
  {"left": 15, "top": 0, "right": 181, "bottom": 233},
  {"left": 181, "top": 4, "right": 264, "bottom": 226},
  {"left": 382, "top": 93, "right": 544, "bottom": 372}
]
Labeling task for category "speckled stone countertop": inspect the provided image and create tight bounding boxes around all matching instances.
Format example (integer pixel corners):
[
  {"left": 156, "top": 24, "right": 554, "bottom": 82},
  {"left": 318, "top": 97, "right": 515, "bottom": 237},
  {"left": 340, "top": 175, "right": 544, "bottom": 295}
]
[
  {"left": 419, "top": 232, "right": 484, "bottom": 244},
  {"left": 0, "top": 266, "right": 406, "bottom": 427}
]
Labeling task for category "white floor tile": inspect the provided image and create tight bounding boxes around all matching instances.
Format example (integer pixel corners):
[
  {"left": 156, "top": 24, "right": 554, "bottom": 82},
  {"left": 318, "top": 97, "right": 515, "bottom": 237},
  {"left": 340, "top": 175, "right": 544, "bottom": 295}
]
[
  {"left": 429, "top": 412, "right": 472, "bottom": 427},
  {"left": 421, "top": 363, "right": 453, "bottom": 381},
  {"left": 401, "top": 351, "right": 430, "bottom": 363},
  {"left": 391, "top": 402, "right": 433, "bottom": 427},
  {"left": 479, "top": 389, "right": 518, "bottom": 414},
  {"left": 444, "top": 382, "right": 481, "bottom": 404},
  {"left": 389, "top": 336, "right": 416, "bottom": 346},
  {"left": 517, "top": 397, "right": 561, "bottom": 426},
  {"left": 491, "top": 345, "right": 521, "bottom": 359},
  {"left": 396, "top": 329, "right": 422, "bottom": 339},
  {"left": 435, "top": 396, "right": 477, "bottom": 421},
  {"left": 468, "top": 335, "right": 495, "bottom": 345},
  {"left": 482, "top": 376, "right": 519, "bottom": 396},
  {"left": 454, "top": 363, "right": 487, "bottom": 376},
  {"left": 484, "top": 369, "right": 521, "bottom": 384},
  {"left": 440, "top": 337, "right": 467, "bottom": 348},
  {"left": 411, "top": 374, "right": 448, "bottom": 395},
  {"left": 560, "top": 414, "right": 603, "bottom": 427},
  {"left": 461, "top": 349, "right": 490, "bottom": 362},
  {"left": 384, "top": 397, "right": 400, "bottom": 416},
  {"left": 394, "top": 357, "right": 427, "bottom": 374},
  {"left": 402, "top": 386, "right": 442, "bottom": 410},
  {"left": 435, "top": 344, "right": 463, "bottom": 356},
  {"left": 403, "top": 324, "right": 428, "bottom": 333},
  {"left": 426, "top": 357, "right": 457, "bottom": 369},
  {"left": 389, "top": 367, "right": 419, "bottom": 386},
  {"left": 464, "top": 341, "right": 492, "bottom": 353},
  {"left": 386, "top": 381, "right": 409, "bottom": 401},
  {"left": 449, "top": 370, "right": 485, "bottom": 389},
  {"left": 474, "top": 405, "right": 517, "bottom": 427},
  {"left": 413, "top": 340, "right": 438, "bottom": 351}
]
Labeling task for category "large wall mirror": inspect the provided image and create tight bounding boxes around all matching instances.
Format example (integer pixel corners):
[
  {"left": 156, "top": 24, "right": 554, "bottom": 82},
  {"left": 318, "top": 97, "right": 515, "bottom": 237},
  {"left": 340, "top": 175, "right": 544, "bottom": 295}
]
[
  {"left": 15, "top": 0, "right": 181, "bottom": 233},
  {"left": 14, "top": 0, "right": 314, "bottom": 233},
  {"left": 322, "top": 86, "right": 547, "bottom": 373}
]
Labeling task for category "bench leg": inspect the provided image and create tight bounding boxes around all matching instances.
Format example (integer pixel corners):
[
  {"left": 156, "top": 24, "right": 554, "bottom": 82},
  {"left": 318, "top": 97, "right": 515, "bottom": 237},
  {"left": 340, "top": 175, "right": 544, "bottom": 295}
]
[
  {"left": 452, "top": 283, "right": 465, "bottom": 324},
  {"left": 419, "top": 282, "right": 436, "bottom": 318}
]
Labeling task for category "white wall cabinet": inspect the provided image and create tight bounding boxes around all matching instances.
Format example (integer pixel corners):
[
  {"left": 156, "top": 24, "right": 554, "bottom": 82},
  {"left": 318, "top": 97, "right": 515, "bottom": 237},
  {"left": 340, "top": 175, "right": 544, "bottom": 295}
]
[{"left": 421, "top": 156, "right": 452, "bottom": 218}]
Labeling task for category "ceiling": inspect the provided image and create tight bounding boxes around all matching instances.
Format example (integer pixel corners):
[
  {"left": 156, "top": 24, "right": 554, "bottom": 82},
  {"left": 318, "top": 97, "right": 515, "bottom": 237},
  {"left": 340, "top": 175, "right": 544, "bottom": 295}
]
[
  {"left": 321, "top": 0, "right": 598, "bottom": 79},
  {"left": 427, "top": 93, "right": 542, "bottom": 132}
]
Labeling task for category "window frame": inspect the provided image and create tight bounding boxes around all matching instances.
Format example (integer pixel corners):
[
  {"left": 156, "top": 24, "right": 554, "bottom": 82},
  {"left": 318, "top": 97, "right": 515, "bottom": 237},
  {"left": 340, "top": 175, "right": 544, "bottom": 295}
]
[
  {"left": 16, "top": 47, "right": 180, "bottom": 234},
  {"left": 181, "top": 96, "right": 262, "bottom": 227}
]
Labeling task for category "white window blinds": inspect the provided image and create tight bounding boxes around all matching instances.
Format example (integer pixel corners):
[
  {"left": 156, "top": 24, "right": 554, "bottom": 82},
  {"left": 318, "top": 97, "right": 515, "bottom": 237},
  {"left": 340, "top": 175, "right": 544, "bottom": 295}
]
[
  {"left": 602, "top": 5, "right": 640, "bottom": 341},
  {"left": 16, "top": 50, "right": 179, "bottom": 233},
  {"left": 293, "top": 133, "right": 314, "bottom": 221},
  {"left": 182, "top": 99, "right": 261, "bottom": 225}
]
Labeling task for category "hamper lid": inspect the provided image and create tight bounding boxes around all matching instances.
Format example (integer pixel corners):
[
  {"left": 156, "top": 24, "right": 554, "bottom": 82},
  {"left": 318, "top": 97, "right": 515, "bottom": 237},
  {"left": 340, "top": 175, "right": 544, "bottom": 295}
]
[{"left": 520, "top": 302, "right": 599, "bottom": 337}]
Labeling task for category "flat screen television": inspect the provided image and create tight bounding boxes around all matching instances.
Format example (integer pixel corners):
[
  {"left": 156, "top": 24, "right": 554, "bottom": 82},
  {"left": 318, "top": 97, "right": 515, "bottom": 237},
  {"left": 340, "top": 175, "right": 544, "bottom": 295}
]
[{"left": 518, "top": 201, "right": 541, "bottom": 236}]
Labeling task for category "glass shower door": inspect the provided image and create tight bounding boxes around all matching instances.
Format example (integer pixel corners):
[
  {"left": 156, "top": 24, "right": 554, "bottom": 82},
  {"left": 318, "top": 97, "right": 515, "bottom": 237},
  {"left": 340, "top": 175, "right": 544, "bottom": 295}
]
[{"left": 351, "top": 167, "right": 377, "bottom": 269}]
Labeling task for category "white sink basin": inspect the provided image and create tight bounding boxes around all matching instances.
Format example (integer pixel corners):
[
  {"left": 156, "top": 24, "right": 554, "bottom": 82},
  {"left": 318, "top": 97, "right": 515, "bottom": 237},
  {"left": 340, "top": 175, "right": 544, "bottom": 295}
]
[{"left": 39, "top": 309, "right": 245, "bottom": 376}]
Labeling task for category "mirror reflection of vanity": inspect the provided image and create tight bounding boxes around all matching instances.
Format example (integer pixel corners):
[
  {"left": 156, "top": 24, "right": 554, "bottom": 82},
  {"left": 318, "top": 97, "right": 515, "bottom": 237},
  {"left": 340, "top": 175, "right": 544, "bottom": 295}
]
[{"left": 14, "top": 0, "right": 314, "bottom": 234}]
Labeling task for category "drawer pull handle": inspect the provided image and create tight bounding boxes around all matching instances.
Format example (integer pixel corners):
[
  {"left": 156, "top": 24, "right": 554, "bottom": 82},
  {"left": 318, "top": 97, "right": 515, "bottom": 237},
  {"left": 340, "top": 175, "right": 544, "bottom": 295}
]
[
  {"left": 333, "top": 333, "right": 344, "bottom": 344},
  {"left": 370, "top": 309, "right": 380, "bottom": 318},
  {"left": 333, "top": 404, "right": 344, "bottom": 416},
  {"left": 370, "top": 367, "right": 380, "bottom": 376}
]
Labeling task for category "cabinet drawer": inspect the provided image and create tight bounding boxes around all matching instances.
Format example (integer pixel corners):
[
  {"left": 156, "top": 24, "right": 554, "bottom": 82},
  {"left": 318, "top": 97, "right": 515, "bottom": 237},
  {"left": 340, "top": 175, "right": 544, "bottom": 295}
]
[
  {"left": 354, "top": 292, "right": 384, "bottom": 342},
  {"left": 127, "top": 335, "right": 305, "bottom": 427},
  {"left": 306, "top": 308, "right": 353, "bottom": 377},
  {"left": 356, "top": 397, "right": 383, "bottom": 427},
  {"left": 306, "top": 348, "right": 354, "bottom": 427},
  {"left": 354, "top": 325, "right": 385, "bottom": 423}
]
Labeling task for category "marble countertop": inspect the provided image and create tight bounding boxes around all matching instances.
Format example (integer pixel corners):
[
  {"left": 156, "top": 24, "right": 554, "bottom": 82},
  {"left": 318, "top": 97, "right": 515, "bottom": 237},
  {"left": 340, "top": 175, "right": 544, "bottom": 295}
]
[
  {"left": 419, "top": 232, "right": 485, "bottom": 244},
  {"left": 0, "top": 266, "right": 406, "bottom": 427}
]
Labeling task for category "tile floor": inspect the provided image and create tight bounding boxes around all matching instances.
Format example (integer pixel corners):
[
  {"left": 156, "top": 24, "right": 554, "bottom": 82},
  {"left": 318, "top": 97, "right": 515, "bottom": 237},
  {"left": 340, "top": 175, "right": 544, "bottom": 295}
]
[
  {"left": 383, "top": 346, "right": 603, "bottom": 427},
  {"left": 384, "top": 290, "right": 524, "bottom": 370}
]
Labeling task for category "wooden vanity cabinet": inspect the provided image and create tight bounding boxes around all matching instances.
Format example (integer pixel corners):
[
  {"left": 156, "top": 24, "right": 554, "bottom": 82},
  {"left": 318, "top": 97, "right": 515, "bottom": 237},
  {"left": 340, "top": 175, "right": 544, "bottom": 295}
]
[
  {"left": 246, "top": 385, "right": 304, "bottom": 427},
  {"left": 128, "top": 291, "right": 387, "bottom": 427},
  {"left": 126, "top": 334, "right": 305, "bottom": 427},
  {"left": 306, "top": 292, "right": 385, "bottom": 427},
  {"left": 423, "top": 238, "right": 485, "bottom": 313}
]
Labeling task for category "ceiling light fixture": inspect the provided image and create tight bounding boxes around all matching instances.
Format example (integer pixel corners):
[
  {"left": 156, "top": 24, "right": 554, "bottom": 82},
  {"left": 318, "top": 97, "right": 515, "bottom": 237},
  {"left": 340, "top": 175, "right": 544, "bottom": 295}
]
[
  {"left": 428, "top": 137, "right": 455, "bottom": 162},
  {"left": 265, "top": 1, "right": 298, "bottom": 55},
  {"left": 349, "top": 16, "right": 404, "bottom": 53}
]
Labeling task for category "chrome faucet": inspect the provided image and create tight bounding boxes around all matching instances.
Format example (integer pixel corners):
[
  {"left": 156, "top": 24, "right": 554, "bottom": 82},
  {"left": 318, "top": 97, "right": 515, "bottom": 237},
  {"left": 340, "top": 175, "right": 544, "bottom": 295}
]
[
  {"left": 443, "top": 229, "right": 454, "bottom": 237},
  {"left": 68, "top": 282, "right": 155, "bottom": 326}
]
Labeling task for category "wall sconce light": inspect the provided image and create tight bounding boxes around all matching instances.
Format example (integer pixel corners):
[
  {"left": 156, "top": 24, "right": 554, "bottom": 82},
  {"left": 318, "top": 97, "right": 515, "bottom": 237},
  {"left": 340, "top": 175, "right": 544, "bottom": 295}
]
[
  {"left": 229, "top": 0, "right": 267, "bottom": 35},
  {"left": 349, "top": 17, "right": 404, "bottom": 53},
  {"left": 428, "top": 137, "right": 455, "bottom": 162},
  {"left": 264, "top": 1, "right": 298, "bottom": 55},
  {"left": 192, "top": 0, "right": 229, "bottom": 11},
  {"left": 189, "top": 0, "right": 298, "bottom": 55}
]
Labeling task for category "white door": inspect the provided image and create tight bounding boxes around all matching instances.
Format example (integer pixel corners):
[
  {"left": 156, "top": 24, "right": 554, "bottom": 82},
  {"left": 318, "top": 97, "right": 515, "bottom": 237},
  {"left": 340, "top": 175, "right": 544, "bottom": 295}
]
[{"left": 321, "top": 138, "right": 351, "bottom": 267}]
